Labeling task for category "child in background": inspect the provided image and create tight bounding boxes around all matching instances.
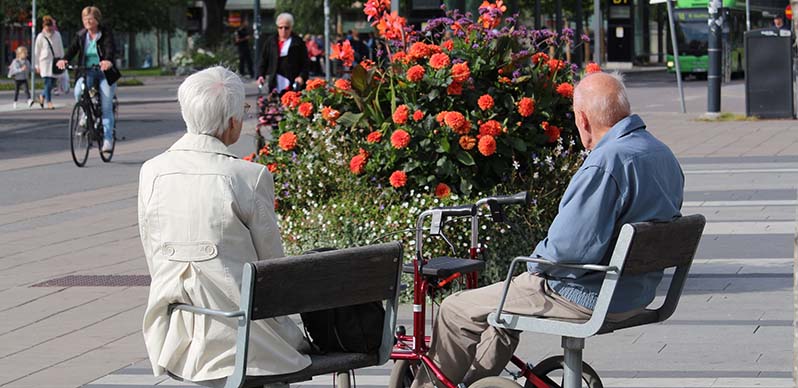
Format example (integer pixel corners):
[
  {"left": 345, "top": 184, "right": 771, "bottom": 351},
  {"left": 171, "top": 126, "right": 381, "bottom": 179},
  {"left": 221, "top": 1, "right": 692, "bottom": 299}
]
[{"left": 7, "top": 46, "right": 33, "bottom": 109}]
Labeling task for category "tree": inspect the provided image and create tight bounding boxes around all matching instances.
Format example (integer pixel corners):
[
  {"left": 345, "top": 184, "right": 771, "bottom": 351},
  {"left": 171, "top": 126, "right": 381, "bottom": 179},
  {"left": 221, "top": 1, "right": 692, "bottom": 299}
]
[
  {"left": 203, "top": 0, "right": 227, "bottom": 47},
  {"left": 34, "top": 0, "right": 188, "bottom": 33},
  {"left": 275, "top": 0, "right": 353, "bottom": 35}
]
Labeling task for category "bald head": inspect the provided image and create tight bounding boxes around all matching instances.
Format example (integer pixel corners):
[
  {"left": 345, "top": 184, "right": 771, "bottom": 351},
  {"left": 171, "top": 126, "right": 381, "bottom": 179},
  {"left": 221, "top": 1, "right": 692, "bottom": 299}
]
[{"left": 572, "top": 72, "right": 631, "bottom": 149}]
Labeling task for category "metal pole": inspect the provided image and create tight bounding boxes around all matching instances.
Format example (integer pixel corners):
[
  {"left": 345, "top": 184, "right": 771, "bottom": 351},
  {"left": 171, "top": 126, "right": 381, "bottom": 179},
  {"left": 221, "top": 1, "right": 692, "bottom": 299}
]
[
  {"left": 576, "top": 0, "right": 584, "bottom": 66},
  {"left": 253, "top": 0, "right": 261, "bottom": 68},
  {"left": 666, "top": 0, "right": 687, "bottom": 113},
  {"left": 535, "top": 0, "right": 542, "bottom": 29},
  {"left": 556, "top": 0, "right": 563, "bottom": 33},
  {"left": 324, "top": 0, "right": 331, "bottom": 82},
  {"left": 593, "top": 0, "right": 601, "bottom": 63},
  {"left": 31, "top": 0, "right": 36, "bottom": 101},
  {"left": 745, "top": 0, "right": 750, "bottom": 31},
  {"left": 707, "top": 0, "right": 722, "bottom": 115}
]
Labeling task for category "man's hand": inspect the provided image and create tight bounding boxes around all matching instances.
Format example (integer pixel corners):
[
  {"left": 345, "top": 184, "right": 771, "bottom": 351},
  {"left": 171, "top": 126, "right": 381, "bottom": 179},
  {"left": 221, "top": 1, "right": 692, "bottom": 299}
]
[
  {"left": 99, "top": 60, "right": 112, "bottom": 71},
  {"left": 56, "top": 59, "right": 68, "bottom": 70},
  {"left": 294, "top": 76, "right": 304, "bottom": 85},
  {"left": 257, "top": 76, "right": 265, "bottom": 86}
]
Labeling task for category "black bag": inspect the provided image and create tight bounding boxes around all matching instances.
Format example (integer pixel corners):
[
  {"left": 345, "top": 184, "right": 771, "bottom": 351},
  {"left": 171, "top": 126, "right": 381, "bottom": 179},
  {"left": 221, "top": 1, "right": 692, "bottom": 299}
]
[
  {"left": 298, "top": 247, "right": 384, "bottom": 354},
  {"left": 43, "top": 37, "right": 64, "bottom": 75},
  {"left": 103, "top": 65, "right": 122, "bottom": 86},
  {"left": 300, "top": 302, "right": 384, "bottom": 354}
]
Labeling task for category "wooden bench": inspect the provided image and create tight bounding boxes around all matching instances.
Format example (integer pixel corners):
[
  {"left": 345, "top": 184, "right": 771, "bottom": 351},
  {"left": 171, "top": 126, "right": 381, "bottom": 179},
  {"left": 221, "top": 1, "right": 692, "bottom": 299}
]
[
  {"left": 487, "top": 214, "right": 706, "bottom": 388},
  {"left": 169, "top": 242, "right": 403, "bottom": 388}
]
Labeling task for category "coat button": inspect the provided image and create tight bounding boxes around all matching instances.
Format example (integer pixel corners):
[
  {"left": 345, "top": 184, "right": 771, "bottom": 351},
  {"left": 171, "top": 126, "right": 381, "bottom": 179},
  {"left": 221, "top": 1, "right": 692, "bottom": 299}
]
[
  {"left": 165, "top": 247, "right": 175, "bottom": 256},
  {"left": 204, "top": 246, "right": 215, "bottom": 254}
]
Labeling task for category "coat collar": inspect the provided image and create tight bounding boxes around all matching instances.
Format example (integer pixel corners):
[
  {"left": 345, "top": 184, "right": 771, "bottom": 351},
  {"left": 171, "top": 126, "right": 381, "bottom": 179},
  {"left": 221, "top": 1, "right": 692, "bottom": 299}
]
[
  {"left": 593, "top": 114, "right": 646, "bottom": 151},
  {"left": 167, "top": 133, "right": 238, "bottom": 158}
]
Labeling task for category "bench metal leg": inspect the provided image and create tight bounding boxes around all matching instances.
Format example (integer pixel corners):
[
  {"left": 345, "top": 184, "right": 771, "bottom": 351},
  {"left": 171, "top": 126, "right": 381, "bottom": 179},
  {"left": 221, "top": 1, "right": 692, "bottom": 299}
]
[{"left": 561, "top": 337, "right": 584, "bottom": 388}]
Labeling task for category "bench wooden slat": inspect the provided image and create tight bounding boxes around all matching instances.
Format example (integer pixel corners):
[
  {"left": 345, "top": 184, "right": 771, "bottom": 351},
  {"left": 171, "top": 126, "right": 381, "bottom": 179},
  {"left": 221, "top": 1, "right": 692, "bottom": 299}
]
[
  {"left": 249, "top": 242, "right": 403, "bottom": 320},
  {"left": 620, "top": 214, "right": 706, "bottom": 276}
]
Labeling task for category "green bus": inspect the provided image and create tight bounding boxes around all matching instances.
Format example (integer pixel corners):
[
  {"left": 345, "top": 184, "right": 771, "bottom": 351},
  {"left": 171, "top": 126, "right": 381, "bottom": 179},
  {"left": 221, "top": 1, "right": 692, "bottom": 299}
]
[{"left": 666, "top": 0, "right": 783, "bottom": 77}]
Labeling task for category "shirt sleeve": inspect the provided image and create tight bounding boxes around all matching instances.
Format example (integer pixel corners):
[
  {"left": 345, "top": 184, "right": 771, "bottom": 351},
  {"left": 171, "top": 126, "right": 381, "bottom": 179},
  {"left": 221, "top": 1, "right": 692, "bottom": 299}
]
[
  {"left": 529, "top": 165, "right": 623, "bottom": 278},
  {"left": 249, "top": 168, "right": 286, "bottom": 260}
]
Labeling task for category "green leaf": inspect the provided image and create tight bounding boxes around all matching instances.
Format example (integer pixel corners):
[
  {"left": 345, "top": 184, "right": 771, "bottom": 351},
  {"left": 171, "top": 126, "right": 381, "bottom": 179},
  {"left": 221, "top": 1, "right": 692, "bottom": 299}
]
[
  {"left": 351, "top": 65, "right": 369, "bottom": 93},
  {"left": 456, "top": 151, "right": 475, "bottom": 166},
  {"left": 439, "top": 136, "right": 451, "bottom": 153},
  {"left": 337, "top": 112, "right": 364, "bottom": 128},
  {"left": 509, "top": 137, "right": 527, "bottom": 152},
  {"left": 428, "top": 88, "right": 439, "bottom": 101}
]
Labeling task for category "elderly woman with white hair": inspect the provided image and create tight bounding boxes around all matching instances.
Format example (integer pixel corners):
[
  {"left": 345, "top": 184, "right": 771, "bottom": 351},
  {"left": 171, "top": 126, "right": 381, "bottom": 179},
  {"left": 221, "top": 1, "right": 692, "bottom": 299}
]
[
  {"left": 256, "top": 12, "right": 309, "bottom": 93},
  {"left": 139, "top": 66, "right": 311, "bottom": 387}
]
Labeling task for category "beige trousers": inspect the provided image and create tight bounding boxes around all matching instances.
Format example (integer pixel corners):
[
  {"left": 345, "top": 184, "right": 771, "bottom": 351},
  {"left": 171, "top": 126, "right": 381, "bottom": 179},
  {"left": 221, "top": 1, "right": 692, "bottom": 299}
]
[{"left": 411, "top": 273, "right": 593, "bottom": 388}]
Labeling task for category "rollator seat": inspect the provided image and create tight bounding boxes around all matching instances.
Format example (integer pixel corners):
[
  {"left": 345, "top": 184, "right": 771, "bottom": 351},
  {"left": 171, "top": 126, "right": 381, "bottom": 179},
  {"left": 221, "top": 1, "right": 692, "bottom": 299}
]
[{"left": 402, "top": 256, "right": 486, "bottom": 278}]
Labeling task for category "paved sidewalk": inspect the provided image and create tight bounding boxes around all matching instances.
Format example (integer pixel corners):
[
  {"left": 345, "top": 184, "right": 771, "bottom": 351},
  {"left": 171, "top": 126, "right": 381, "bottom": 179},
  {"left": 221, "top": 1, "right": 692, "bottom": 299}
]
[{"left": 0, "top": 76, "right": 795, "bottom": 388}]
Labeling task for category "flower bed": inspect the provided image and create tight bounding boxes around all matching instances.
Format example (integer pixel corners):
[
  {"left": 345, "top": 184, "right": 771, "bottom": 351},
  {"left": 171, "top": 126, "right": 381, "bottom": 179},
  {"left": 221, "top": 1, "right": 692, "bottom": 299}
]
[{"left": 250, "top": 1, "right": 596, "bottom": 288}]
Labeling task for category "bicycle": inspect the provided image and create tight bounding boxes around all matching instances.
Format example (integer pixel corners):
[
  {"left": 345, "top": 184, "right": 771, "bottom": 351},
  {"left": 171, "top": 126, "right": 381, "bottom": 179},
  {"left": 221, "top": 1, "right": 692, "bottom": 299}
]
[
  {"left": 388, "top": 192, "right": 603, "bottom": 388},
  {"left": 67, "top": 65, "right": 119, "bottom": 167}
]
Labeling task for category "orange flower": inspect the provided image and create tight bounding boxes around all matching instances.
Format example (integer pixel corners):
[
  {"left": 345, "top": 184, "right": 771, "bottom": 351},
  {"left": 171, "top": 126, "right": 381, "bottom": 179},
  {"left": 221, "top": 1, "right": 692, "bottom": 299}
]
[
  {"left": 392, "top": 51, "right": 408, "bottom": 63},
  {"left": 364, "top": 0, "right": 391, "bottom": 22},
  {"left": 435, "top": 183, "right": 451, "bottom": 198},
  {"left": 459, "top": 135, "right": 476, "bottom": 150},
  {"left": 478, "top": 94, "right": 494, "bottom": 111},
  {"left": 478, "top": 0, "right": 506, "bottom": 29},
  {"left": 389, "top": 170, "right": 407, "bottom": 188},
  {"left": 429, "top": 53, "right": 451, "bottom": 69},
  {"left": 390, "top": 129, "right": 411, "bottom": 149},
  {"left": 436, "top": 111, "right": 448, "bottom": 125},
  {"left": 442, "top": 39, "right": 454, "bottom": 51},
  {"left": 499, "top": 76, "right": 512, "bottom": 84},
  {"left": 478, "top": 135, "right": 497, "bottom": 156},
  {"left": 278, "top": 132, "right": 298, "bottom": 151},
  {"left": 444, "top": 111, "right": 469, "bottom": 134},
  {"left": 548, "top": 59, "right": 565, "bottom": 72},
  {"left": 298, "top": 102, "right": 313, "bottom": 117},
  {"left": 243, "top": 152, "right": 256, "bottom": 162},
  {"left": 407, "top": 65, "right": 425, "bottom": 82},
  {"left": 451, "top": 62, "right": 470, "bottom": 82},
  {"left": 556, "top": 83, "right": 574, "bottom": 99},
  {"left": 349, "top": 154, "right": 367, "bottom": 174},
  {"left": 334, "top": 78, "right": 351, "bottom": 91},
  {"left": 479, "top": 120, "right": 502, "bottom": 137},
  {"left": 517, "top": 97, "right": 535, "bottom": 117},
  {"left": 531, "top": 52, "right": 549, "bottom": 65},
  {"left": 258, "top": 145, "right": 269, "bottom": 156},
  {"left": 412, "top": 110, "right": 424, "bottom": 121},
  {"left": 305, "top": 78, "right": 326, "bottom": 91},
  {"left": 544, "top": 124, "right": 561, "bottom": 143},
  {"left": 366, "top": 131, "right": 382, "bottom": 143},
  {"left": 360, "top": 59, "right": 375, "bottom": 70},
  {"left": 447, "top": 81, "right": 463, "bottom": 95},
  {"left": 321, "top": 106, "right": 340, "bottom": 125},
  {"left": 585, "top": 62, "right": 601, "bottom": 74},
  {"left": 393, "top": 104, "right": 410, "bottom": 124},
  {"left": 408, "top": 42, "right": 432, "bottom": 60},
  {"left": 376, "top": 11, "right": 406, "bottom": 41},
  {"left": 280, "top": 91, "right": 301, "bottom": 108},
  {"left": 267, "top": 163, "right": 278, "bottom": 173},
  {"left": 332, "top": 40, "right": 355, "bottom": 67}
]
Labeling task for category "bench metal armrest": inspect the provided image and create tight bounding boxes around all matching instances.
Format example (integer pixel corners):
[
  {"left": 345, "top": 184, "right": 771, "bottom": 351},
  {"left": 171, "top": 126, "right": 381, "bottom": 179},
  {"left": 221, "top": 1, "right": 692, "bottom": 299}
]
[
  {"left": 169, "top": 303, "right": 246, "bottom": 319},
  {"left": 520, "top": 256, "right": 619, "bottom": 273}
]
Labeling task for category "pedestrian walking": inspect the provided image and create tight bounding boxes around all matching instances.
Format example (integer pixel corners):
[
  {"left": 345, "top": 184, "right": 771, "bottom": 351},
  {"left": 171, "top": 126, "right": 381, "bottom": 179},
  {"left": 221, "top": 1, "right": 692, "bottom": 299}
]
[
  {"left": 234, "top": 20, "right": 254, "bottom": 78},
  {"left": 7, "top": 46, "right": 33, "bottom": 109},
  {"left": 34, "top": 15, "right": 64, "bottom": 110},
  {"left": 256, "top": 12, "right": 309, "bottom": 93}
]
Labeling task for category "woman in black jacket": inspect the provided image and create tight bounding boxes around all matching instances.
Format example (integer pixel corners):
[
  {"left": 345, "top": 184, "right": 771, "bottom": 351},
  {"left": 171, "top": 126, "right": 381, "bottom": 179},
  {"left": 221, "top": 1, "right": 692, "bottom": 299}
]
[
  {"left": 256, "top": 13, "right": 309, "bottom": 93},
  {"left": 57, "top": 6, "right": 119, "bottom": 153}
]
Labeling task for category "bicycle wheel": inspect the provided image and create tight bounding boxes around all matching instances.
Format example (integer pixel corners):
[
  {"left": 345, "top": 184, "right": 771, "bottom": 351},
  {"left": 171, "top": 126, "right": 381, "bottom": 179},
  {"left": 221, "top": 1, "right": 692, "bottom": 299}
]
[
  {"left": 470, "top": 377, "right": 523, "bottom": 388},
  {"left": 69, "top": 103, "right": 90, "bottom": 167},
  {"left": 388, "top": 359, "right": 420, "bottom": 388},
  {"left": 525, "top": 356, "right": 603, "bottom": 388}
]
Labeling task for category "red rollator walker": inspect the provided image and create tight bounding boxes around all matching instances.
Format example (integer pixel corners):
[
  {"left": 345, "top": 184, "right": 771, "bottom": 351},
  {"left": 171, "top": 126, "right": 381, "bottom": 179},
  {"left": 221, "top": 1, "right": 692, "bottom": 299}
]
[{"left": 387, "top": 192, "right": 604, "bottom": 388}]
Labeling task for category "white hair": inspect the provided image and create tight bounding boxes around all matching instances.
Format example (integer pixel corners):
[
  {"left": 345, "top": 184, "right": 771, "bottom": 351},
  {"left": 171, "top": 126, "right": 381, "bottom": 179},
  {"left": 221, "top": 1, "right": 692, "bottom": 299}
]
[
  {"left": 177, "top": 66, "right": 245, "bottom": 137},
  {"left": 574, "top": 71, "right": 631, "bottom": 128},
  {"left": 276, "top": 13, "right": 294, "bottom": 27}
]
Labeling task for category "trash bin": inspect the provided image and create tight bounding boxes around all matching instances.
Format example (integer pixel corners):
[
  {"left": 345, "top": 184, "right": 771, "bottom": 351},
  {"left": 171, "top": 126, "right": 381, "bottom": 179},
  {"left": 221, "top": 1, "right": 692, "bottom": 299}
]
[{"left": 745, "top": 28, "right": 795, "bottom": 118}]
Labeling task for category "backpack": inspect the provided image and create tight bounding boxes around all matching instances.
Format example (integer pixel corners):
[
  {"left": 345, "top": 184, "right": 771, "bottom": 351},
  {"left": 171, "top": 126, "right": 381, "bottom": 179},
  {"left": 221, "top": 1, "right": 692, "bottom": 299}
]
[{"left": 299, "top": 247, "right": 385, "bottom": 354}]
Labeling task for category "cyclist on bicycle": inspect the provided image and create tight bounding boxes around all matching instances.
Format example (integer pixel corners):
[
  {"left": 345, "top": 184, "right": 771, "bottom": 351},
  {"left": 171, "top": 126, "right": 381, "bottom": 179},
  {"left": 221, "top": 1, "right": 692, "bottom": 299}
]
[
  {"left": 412, "top": 72, "right": 685, "bottom": 388},
  {"left": 56, "top": 6, "right": 120, "bottom": 153}
]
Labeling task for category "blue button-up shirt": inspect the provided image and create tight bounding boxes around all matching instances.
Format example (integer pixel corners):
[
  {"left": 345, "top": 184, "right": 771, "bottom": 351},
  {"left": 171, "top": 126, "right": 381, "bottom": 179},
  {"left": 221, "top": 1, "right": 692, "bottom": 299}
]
[{"left": 529, "top": 114, "right": 684, "bottom": 313}]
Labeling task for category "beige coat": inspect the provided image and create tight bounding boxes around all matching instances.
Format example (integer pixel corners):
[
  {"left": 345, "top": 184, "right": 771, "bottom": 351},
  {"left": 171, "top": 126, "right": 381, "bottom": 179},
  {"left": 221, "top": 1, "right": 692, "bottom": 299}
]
[
  {"left": 139, "top": 133, "right": 311, "bottom": 383},
  {"left": 34, "top": 30, "right": 63, "bottom": 78}
]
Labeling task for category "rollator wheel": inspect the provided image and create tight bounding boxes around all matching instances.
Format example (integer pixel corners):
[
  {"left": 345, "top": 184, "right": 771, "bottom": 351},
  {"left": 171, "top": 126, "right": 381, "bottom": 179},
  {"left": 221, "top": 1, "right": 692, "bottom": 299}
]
[
  {"left": 526, "top": 356, "right": 603, "bottom": 388},
  {"left": 469, "top": 376, "right": 523, "bottom": 388},
  {"left": 388, "top": 359, "right": 419, "bottom": 388}
]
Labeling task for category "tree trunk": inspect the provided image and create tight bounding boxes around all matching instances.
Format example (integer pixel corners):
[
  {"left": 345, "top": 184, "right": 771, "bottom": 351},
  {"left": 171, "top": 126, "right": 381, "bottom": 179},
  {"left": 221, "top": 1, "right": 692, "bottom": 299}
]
[
  {"left": 129, "top": 32, "right": 137, "bottom": 69},
  {"left": 204, "top": 0, "right": 228, "bottom": 48}
]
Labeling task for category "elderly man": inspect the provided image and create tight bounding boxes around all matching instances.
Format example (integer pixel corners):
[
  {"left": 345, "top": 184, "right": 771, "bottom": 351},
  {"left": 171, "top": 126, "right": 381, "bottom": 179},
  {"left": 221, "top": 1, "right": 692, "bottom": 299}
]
[
  {"left": 412, "top": 72, "right": 684, "bottom": 388},
  {"left": 139, "top": 67, "right": 310, "bottom": 387}
]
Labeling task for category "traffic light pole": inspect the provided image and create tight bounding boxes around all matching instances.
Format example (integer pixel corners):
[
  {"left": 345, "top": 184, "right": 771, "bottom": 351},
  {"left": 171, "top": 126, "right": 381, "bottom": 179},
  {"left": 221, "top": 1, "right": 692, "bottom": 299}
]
[{"left": 707, "top": 0, "right": 722, "bottom": 115}]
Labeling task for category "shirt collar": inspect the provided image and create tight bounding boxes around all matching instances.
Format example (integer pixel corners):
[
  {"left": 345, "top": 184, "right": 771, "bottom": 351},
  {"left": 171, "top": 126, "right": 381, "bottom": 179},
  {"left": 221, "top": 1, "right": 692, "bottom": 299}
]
[
  {"left": 167, "top": 133, "right": 238, "bottom": 158},
  {"left": 593, "top": 114, "right": 646, "bottom": 150}
]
